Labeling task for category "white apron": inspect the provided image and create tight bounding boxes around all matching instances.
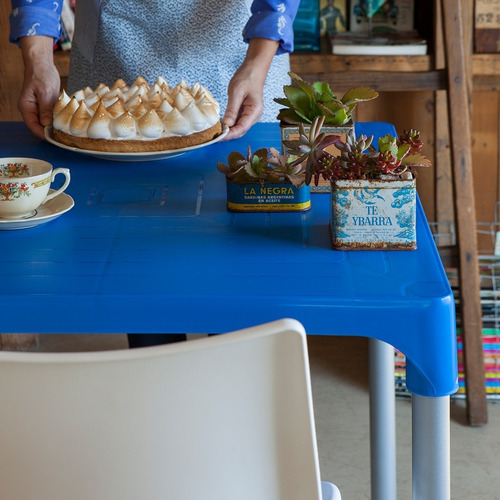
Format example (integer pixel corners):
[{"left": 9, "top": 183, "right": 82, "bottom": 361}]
[{"left": 69, "top": 0, "right": 290, "bottom": 121}]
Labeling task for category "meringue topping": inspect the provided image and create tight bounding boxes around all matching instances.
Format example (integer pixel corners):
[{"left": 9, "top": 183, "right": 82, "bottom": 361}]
[
  {"left": 53, "top": 77, "right": 221, "bottom": 141},
  {"left": 137, "top": 109, "right": 164, "bottom": 138},
  {"left": 53, "top": 97, "right": 79, "bottom": 130},
  {"left": 87, "top": 101, "right": 112, "bottom": 139},
  {"left": 111, "top": 111, "right": 136, "bottom": 138},
  {"left": 69, "top": 101, "right": 92, "bottom": 136}
]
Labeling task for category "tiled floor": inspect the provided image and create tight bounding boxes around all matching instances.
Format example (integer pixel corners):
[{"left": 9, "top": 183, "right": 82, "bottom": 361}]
[{"left": 2, "top": 333, "right": 499, "bottom": 499}]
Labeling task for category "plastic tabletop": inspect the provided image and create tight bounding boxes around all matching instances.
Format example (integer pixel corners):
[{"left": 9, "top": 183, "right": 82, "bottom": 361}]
[{"left": 0, "top": 122, "right": 458, "bottom": 398}]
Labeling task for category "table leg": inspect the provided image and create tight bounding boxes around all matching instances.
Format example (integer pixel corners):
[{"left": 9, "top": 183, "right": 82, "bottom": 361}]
[
  {"left": 412, "top": 394, "right": 450, "bottom": 500},
  {"left": 369, "top": 338, "right": 397, "bottom": 500}
]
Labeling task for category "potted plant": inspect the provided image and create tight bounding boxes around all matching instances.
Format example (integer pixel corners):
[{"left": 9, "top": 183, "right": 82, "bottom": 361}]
[
  {"left": 285, "top": 117, "right": 431, "bottom": 250},
  {"left": 275, "top": 72, "right": 378, "bottom": 192},
  {"left": 216, "top": 146, "right": 313, "bottom": 213}
]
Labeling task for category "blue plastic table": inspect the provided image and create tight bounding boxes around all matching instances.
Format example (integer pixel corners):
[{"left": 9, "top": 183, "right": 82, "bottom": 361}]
[{"left": 0, "top": 122, "right": 457, "bottom": 500}]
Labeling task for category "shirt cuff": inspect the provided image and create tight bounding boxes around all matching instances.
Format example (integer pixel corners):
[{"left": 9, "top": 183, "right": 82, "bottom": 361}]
[
  {"left": 243, "top": 11, "right": 296, "bottom": 55},
  {"left": 9, "top": 5, "right": 62, "bottom": 46}
]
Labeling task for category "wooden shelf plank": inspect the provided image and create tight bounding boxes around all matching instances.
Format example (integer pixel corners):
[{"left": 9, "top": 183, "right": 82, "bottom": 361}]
[
  {"left": 290, "top": 53, "right": 434, "bottom": 73},
  {"left": 293, "top": 69, "right": 447, "bottom": 92},
  {"left": 53, "top": 51, "right": 500, "bottom": 84},
  {"left": 473, "top": 54, "right": 500, "bottom": 75}
]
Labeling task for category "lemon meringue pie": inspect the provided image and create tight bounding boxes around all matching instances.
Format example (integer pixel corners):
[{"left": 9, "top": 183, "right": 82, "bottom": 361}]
[{"left": 52, "top": 77, "right": 223, "bottom": 152}]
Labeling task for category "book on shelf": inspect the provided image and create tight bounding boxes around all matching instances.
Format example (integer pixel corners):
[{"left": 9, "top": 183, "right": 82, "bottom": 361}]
[
  {"left": 55, "top": 0, "right": 75, "bottom": 52},
  {"left": 474, "top": 0, "right": 500, "bottom": 53},
  {"left": 60, "top": 0, "right": 75, "bottom": 41},
  {"left": 349, "top": 0, "right": 415, "bottom": 33},
  {"left": 319, "top": 0, "right": 347, "bottom": 37},
  {"left": 293, "top": 0, "right": 348, "bottom": 51},
  {"left": 329, "top": 30, "right": 427, "bottom": 55},
  {"left": 58, "top": 24, "right": 72, "bottom": 52},
  {"left": 293, "top": 0, "right": 321, "bottom": 51}
]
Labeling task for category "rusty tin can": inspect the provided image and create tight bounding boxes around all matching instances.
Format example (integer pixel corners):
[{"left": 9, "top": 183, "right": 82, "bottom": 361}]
[{"left": 330, "top": 178, "right": 417, "bottom": 250}]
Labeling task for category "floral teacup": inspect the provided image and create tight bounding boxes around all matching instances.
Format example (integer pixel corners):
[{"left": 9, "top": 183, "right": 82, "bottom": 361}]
[{"left": 0, "top": 158, "right": 70, "bottom": 219}]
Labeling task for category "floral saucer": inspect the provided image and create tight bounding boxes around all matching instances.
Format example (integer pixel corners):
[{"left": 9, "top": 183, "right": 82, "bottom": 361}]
[{"left": 0, "top": 190, "right": 74, "bottom": 230}]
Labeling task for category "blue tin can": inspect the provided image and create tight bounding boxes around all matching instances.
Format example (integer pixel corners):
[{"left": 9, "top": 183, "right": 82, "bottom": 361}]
[{"left": 226, "top": 181, "right": 311, "bottom": 212}]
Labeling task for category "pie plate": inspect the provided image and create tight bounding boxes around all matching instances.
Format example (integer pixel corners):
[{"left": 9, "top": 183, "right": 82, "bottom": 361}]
[
  {"left": 44, "top": 125, "right": 229, "bottom": 162},
  {"left": 0, "top": 190, "right": 74, "bottom": 230}
]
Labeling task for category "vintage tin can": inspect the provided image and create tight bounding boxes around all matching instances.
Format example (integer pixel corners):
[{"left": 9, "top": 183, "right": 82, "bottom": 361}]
[
  {"left": 280, "top": 121, "right": 354, "bottom": 193},
  {"left": 225, "top": 180, "right": 311, "bottom": 212},
  {"left": 330, "top": 178, "right": 417, "bottom": 250}
]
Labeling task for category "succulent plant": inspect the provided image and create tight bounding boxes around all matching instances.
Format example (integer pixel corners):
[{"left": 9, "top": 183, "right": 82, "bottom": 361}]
[
  {"left": 216, "top": 147, "right": 280, "bottom": 185},
  {"left": 334, "top": 129, "right": 431, "bottom": 180},
  {"left": 267, "top": 147, "right": 305, "bottom": 187},
  {"left": 274, "top": 72, "right": 379, "bottom": 125},
  {"left": 282, "top": 116, "right": 342, "bottom": 186},
  {"left": 217, "top": 146, "right": 306, "bottom": 187},
  {"left": 334, "top": 131, "right": 379, "bottom": 179},
  {"left": 374, "top": 133, "right": 432, "bottom": 178},
  {"left": 218, "top": 119, "right": 431, "bottom": 189},
  {"left": 397, "top": 129, "right": 424, "bottom": 154},
  {"left": 284, "top": 117, "right": 431, "bottom": 182}
]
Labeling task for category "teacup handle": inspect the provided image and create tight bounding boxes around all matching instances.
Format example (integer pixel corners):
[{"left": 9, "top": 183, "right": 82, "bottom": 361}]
[{"left": 43, "top": 168, "right": 71, "bottom": 203}]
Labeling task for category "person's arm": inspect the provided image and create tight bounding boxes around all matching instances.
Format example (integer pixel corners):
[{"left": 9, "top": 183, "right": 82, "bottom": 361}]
[
  {"left": 10, "top": 0, "right": 63, "bottom": 139},
  {"left": 223, "top": 0, "right": 300, "bottom": 140},
  {"left": 224, "top": 38, "right": 279, "bottom": 140},
  {"left": 19, "top": 36, "right": 61, "bottom": 139}
]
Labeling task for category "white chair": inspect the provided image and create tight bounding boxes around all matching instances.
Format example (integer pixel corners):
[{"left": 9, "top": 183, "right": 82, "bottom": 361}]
[{"left": 0, "top": 318, "right": 340, "bottom": 500}]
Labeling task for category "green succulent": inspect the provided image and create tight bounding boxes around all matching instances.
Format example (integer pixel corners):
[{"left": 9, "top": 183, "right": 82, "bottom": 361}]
[
  {"left": 332, "top": 129, "right": 432, "bottom": 180},
  {"left": 375, "top": 134, "right": 432, "bottom": 176},
  {"left": 283, "top": 117, "right": 432, "bottom": 182},
  {"left": 217, "top": 146, "right": 307, "bottom": 187},
  {"left": 283, "top": 116, "right": 342, "bottom": 185},
  {"left": 267, "top": 148, "right": 305, "bottom": 187},
  {"left": 275, "top": 72, "right": 379, "bottom": 126}
]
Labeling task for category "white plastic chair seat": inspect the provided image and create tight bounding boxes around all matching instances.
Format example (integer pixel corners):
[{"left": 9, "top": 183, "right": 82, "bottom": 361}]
[{"left": 0, "top": 318, "right": 341, "bottom": 500}]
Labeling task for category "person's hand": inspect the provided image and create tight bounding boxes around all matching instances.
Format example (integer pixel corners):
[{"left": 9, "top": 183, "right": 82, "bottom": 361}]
[
  {"left": 18, "top": 36, "right": 61, "bottom": 140},
  {"left": 223, "top": 63, "right": 265, "bottom": 140},
  {"left": 223, "top": 38, "right": 279, "bottom": 141}
]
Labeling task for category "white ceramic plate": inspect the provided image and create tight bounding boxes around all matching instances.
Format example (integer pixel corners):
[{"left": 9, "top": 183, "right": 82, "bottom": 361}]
[
  {"left": 44, "top": 125, "right": 229, "bottom": 162},
  {"left": 0, "top": 190, "right": 74, "bottom": 230}
]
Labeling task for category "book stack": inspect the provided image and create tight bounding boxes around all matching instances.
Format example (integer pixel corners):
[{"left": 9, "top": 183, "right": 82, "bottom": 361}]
[
  {"left": 329, "top": 0, "right": 427, "bottom": 55},
  {"left": 293, "top": 0, "right": 429, "bottom": 56},
  {"left": 329, "top": 30, "right": 427, "bottom": 55}
]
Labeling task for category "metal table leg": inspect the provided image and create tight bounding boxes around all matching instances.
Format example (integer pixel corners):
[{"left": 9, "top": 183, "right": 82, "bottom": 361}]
[
  {"left": 369, "top": 338, "right": 397, "bottom": 500},
  {"left": 412, "top": 394, "right": 450, "bottom": 500}
]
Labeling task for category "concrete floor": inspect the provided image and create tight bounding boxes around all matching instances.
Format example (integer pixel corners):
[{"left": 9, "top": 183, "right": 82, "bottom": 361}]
[{"left": 3, "top": 333, "right": 499, "bottom": 499}]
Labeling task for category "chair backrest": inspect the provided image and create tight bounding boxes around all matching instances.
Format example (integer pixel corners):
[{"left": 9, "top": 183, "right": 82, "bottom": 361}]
[{"left": 0, "top": 319, "right": 324, "bottom": 500}]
